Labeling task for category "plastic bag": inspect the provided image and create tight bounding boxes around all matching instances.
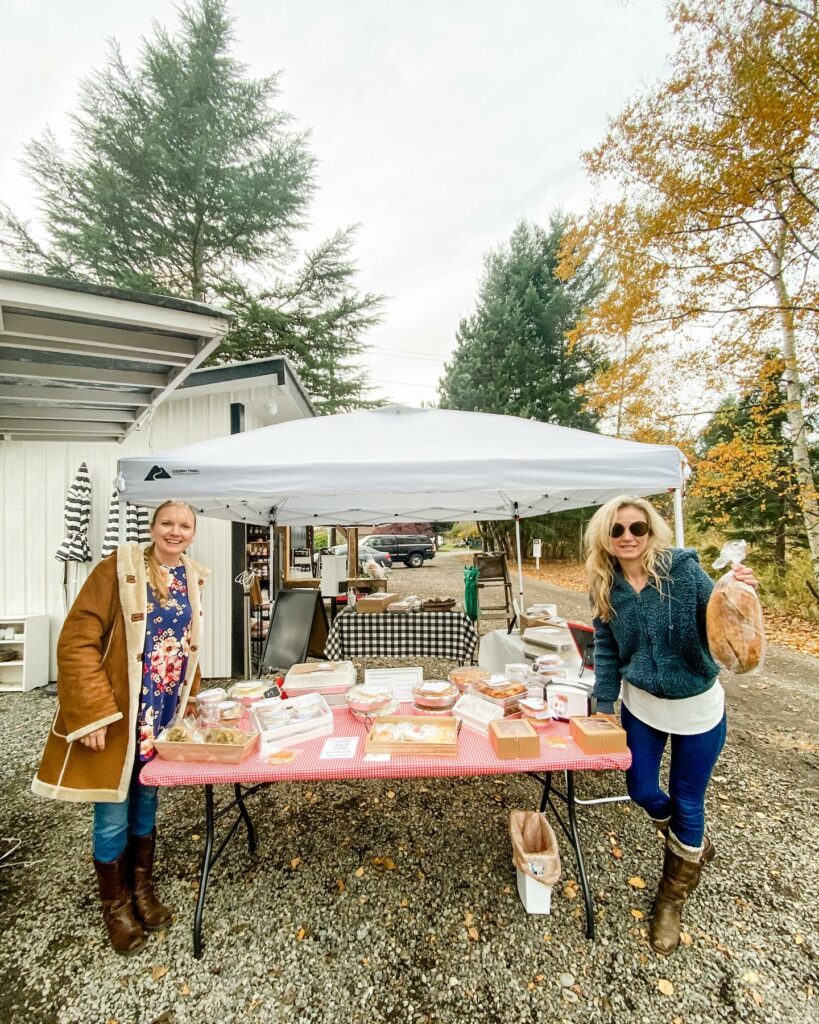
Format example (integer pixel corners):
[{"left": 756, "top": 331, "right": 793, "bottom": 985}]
[
  {"left": 705, "top": 540, "right": 766, "bottom": 675},
  {"left": 508, "top": 810, "right": 561, "bottom": 886}
]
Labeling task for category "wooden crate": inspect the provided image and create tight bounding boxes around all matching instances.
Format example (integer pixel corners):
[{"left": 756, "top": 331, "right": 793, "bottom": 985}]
[
  {"left": 364, "top": 715, "right": 459, "bottom": 757},
  {"left": 154, "top": 729, "right": 259, "bottom": 764}
]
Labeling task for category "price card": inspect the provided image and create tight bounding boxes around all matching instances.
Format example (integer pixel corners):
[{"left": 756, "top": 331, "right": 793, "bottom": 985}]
[
  {"left": 364, "top": 667, "right": 423, "bottom": 702},
  {"left": 319, "top": 737, "right": 359, "bottom": 760}
]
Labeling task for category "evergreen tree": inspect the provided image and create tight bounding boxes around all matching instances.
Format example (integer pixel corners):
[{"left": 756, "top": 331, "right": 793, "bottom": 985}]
[
  {"left": 0, "top": 0, "right": 381, "bottom": 410},
  {"left": 437, "top": 216, "right": 604, "bottom": 428}
]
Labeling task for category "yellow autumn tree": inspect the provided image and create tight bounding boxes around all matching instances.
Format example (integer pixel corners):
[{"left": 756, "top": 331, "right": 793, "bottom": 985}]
[{"left": 561, "top": 0, "right": 819, "bottom": 589}]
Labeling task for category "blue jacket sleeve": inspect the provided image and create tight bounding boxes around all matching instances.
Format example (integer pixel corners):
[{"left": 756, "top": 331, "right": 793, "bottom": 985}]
[{"left": 591, "top": 615, "right": 622, "bottom": 705}]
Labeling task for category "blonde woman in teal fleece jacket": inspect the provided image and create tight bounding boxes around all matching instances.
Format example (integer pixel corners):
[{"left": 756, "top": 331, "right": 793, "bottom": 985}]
[{"left": 585, "top": 495, "right": 758, "bottom": 956}]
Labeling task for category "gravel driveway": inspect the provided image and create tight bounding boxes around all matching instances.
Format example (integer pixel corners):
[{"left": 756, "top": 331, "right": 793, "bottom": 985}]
[{"left": 1, "top": 551, "right": 816, "bottom": 1024}]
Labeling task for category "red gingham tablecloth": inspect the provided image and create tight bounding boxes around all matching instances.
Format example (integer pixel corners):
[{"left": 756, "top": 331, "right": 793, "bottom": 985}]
[{"left": 140, "top": 706, "right": 631, "bottom": 787}]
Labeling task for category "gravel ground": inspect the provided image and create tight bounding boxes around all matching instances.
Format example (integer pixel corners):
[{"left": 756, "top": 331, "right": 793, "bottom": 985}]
[{"left": 1, "top": 551, "right": 817, "bottom": 1024}]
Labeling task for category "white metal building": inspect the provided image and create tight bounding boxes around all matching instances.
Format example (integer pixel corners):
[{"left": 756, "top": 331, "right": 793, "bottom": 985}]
[{"left": 0, "top": 272, "right": 315, "bottom": 681}]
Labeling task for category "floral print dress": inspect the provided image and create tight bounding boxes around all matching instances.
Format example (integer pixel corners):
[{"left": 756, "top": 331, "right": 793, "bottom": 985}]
[{"left": 138, "top": 565, "right": 192, "bottom": 761}]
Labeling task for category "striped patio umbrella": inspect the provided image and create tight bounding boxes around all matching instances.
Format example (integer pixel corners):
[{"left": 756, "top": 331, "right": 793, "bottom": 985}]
[
  {"left": 55, "top": 463, "right": 93, "bottom": 564},
  {"left": 101, "top": 487, "right": 151, "bottom": 558}
]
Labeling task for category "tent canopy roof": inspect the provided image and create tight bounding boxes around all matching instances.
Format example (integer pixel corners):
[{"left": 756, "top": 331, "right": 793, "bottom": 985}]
[{"left": 118, "top": 404, "right": 686, "bottom": 526}]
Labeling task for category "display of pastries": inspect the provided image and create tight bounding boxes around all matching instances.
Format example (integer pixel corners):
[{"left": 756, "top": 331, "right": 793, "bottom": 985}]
[
  {"left": 474, "top": 679, "right": 527, "bottom": 700},
  {"left": 448, "top": 667, "right": 491, "bottom": 692}
]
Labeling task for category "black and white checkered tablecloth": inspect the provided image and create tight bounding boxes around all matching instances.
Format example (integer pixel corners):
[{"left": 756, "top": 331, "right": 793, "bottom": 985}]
[{"left": 324, "top": 609, "right": 479, "bottom": 663}]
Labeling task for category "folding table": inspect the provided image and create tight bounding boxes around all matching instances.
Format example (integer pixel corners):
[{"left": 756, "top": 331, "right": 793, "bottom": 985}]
[{"left": 141, "top": 709, "right": 631, "bottom": 958}]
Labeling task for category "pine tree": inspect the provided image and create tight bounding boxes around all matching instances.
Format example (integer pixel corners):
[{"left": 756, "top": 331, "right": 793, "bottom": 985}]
[
  {"left": 438, "top": 216, "right": 604, "bottom": 428},
  {"left": 0, "top": 0, "right": 382, "bottom": 410}
]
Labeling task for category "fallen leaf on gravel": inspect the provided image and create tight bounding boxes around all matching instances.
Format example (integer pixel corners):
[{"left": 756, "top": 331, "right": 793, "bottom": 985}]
[
  {"left": 465, "top": 911, "right": 474, "bottom": 925},
  {"left": 384, "top": 857, "right": 397, "bottom": 870},
  {"left": 657, "top": 979, "right": 674, "bottom": 996},
  {"left": 536, "top": 974, "right": 545, "bottom": 981},
  {"left": 742, "top": 971, "right": 760, "bottom": 984},
  {"left": 628, "top": 876, "right": 646, "bottom": 889},
  {"left": 355, "top": 867, "right": 365, "bottom": 877},
  {"left": 150, "top": 965, "right": 169, "bottom": 981},
  {"left": 503, "top": 885, "right": 512, "bottom": 894},
  {"left": 191, "top": 834, "right": 200, "bottom": 842},
  {"left": 794, "top": 933, "right": 805, "bottom": 944},
  {"left": 527, "top": 982, "right": 536, "bottom": 991},
  {"left": 179, "top": 983, "right": 191, "bottom": 996},
  {"left": 611, "top": 847, "right": 623, "bottom": 859},
  {"left": 290, "top": 857, "right": 301, "bottom": 870},
  {"left": 336, "top": 879, "right": 345, "bottom": 893},
  {"left": 387, "top": 790, "right": 396, "bottom": 799},
  {"left": 750, "top": 990, "right": 764, "bottom": 1006},
  {"left": 400, "top": 899, "right": 409, "bottom": 908},
  {"left": 679, "top": 931, "right": 693, "bottom": 946},
  {"left": 563, "top": 882, "right": 579, "bottom": 899},
  {"left": 542, "top": 933, "right": 551, "bottom": 942},
  {"left": 467, "top": 926, "right": 479, "bottom": 942},
  {"left": 295, "top": 927, "right": 306, "bottom": 941},
  {"left": 630, "top": 909, "right": 644, "bottom": 919}
]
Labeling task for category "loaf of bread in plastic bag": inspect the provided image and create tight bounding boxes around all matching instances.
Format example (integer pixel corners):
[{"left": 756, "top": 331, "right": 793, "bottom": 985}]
[{"left": 706, "top": 573, "right": 765, "bottom": 674}]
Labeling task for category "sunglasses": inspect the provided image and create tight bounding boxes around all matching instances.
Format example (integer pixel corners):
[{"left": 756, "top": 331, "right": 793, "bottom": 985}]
[{"left": 610, "top": 521, "right": 651, "bottom": 539}]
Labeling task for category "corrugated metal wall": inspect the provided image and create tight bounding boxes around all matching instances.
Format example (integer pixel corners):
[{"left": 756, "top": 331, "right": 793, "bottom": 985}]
[{"left": 0, "top": 385, "right": 287, "bottom": 681}]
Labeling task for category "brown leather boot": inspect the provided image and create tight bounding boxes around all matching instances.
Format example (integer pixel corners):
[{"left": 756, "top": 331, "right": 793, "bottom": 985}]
[
  {"left": 130, "top": 830, "right": 173, "bottom": 931},
  {"left": 94, "top": 854, "right": 145, "bottom": 954},
  {"left": 649, "top": 835, "right": 705, "bottom": 956}
]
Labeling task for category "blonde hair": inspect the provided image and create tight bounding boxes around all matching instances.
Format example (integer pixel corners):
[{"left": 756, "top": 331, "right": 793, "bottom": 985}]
[
  {"left": 144, "top": 500, "right": 197, "bottom": 604},
  {"left": 585, "top": 495, "right": 674, "bottom": 621}
]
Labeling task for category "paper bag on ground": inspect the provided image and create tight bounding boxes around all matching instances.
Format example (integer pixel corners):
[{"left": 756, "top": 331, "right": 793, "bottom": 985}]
[{"left": 508, "top": 809, "right": 561, "bottom": 886}]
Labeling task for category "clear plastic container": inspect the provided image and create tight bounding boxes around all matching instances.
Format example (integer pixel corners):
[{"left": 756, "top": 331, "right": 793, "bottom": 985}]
[
  {"left": 413, "top": 679, "right": 459, "bottom": 710},
  {"left": 471, "top": 677, "right": 528, "bottom": 708},
  {"left": 228, "top": 680, "right": 270, "bottom": 707},
  {"left": 448, "top": 666, "right": 491, "bottom": 693},
  {"left": 345, "top": 685, "right": 393, "bottom": 714},
  {"left": 217, "top": 700, "right": 243, "bottom": 724}
]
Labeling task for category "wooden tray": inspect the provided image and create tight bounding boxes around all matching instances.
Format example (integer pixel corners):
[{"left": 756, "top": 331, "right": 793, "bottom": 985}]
[
  {"left": 154, "top": 730, "right": 259, "bottom": 763},
  {"left": 363, "top": 715, "right": 459, "bottom": 757}
]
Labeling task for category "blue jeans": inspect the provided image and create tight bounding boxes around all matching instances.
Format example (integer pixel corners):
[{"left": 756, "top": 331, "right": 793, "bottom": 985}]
[
  {"left": 621, "top": 703, "right": 727, "bottom": 848},
  {"left": 93, "top": 758, "right": 158, "bottom": 863}
]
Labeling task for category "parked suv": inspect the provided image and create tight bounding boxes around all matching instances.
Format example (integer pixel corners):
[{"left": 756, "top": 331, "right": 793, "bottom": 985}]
[{"left": 360, "top": 534, "right": 436, "bottom": 569}]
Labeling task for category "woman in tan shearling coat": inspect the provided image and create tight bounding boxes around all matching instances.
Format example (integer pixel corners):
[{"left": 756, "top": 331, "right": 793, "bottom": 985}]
[{"left": 33, "top": 500, "right": 210, "bottom": 954}]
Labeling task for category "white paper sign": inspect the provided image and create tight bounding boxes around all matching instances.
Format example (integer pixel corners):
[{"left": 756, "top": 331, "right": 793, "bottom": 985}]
[
  {"left": 362, "top": 753, "right": 391, "bottom": 763},
  {"left": 364, "top": 667, "right": 423, "bottom": 702},
  {"left": 319, "top": 737, "right": 359, "bottom": 760}
]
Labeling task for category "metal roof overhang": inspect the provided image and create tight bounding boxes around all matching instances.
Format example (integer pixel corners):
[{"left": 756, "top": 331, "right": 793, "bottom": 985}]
[{"left": 0, "top": 271, "right": 233, "bottom": 442}]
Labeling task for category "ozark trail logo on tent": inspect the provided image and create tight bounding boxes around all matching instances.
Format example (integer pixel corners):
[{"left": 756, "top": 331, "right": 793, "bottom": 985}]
[{"left": 145, "top": 465, "right": 171, "bottom": 481}]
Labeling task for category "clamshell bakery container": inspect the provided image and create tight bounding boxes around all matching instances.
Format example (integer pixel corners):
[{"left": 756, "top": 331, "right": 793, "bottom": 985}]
[
  {"left": 470, "top": 679, "right": 529, "bottom": 709},
  {"left": 251, "top": 692, "right": 334, "bottom": 751},
  {"left": 283, "top": 661, "right": 357, "bottom": 705}
]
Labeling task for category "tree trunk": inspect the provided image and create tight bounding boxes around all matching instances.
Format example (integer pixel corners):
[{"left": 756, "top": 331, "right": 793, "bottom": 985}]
[
  {"left": 775, "top": 503, "right": 786, "bottom": 567},
  {"left": 772, "top": 217, "right": 819, "bottom": 589}
]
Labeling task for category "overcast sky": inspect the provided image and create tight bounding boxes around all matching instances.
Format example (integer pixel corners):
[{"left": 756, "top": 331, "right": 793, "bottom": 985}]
[{"left": 0, "top": 0, "right": 673, "bottom": 405}]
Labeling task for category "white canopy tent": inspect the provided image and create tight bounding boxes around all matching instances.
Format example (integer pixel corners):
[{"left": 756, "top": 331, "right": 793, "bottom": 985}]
[{"left": 118, "top": 405, "right": 688, "bottom": 612}]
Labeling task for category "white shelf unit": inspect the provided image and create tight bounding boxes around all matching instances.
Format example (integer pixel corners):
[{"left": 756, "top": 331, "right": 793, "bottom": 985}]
[{"left": 0, "top": 615, "right": 50, "bottom": 692}]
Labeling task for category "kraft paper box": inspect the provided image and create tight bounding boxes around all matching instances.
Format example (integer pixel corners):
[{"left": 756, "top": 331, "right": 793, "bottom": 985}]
[
  {"left": 489, "top": 718, "right": 540, "bottom": 760},
  {"left": 569, "top": 714, "right": 628, "bottom": 755},
  {"left": 519, "top": 613, "right": 553, "bottom": 632},
  {"left": 356, "top": 592, "right": 399, "bottom": 613}
]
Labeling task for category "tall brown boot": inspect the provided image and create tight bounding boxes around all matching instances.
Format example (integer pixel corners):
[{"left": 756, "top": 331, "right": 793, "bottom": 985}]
[
  {"left": 649, "top": 833, "right": 705, "bottom": 956},
  {"left": 130, "top": 830, "right": 173, "bottom": 931},
  {"left": 94, "top": 854, "right": 145, "bottom": 954}
]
